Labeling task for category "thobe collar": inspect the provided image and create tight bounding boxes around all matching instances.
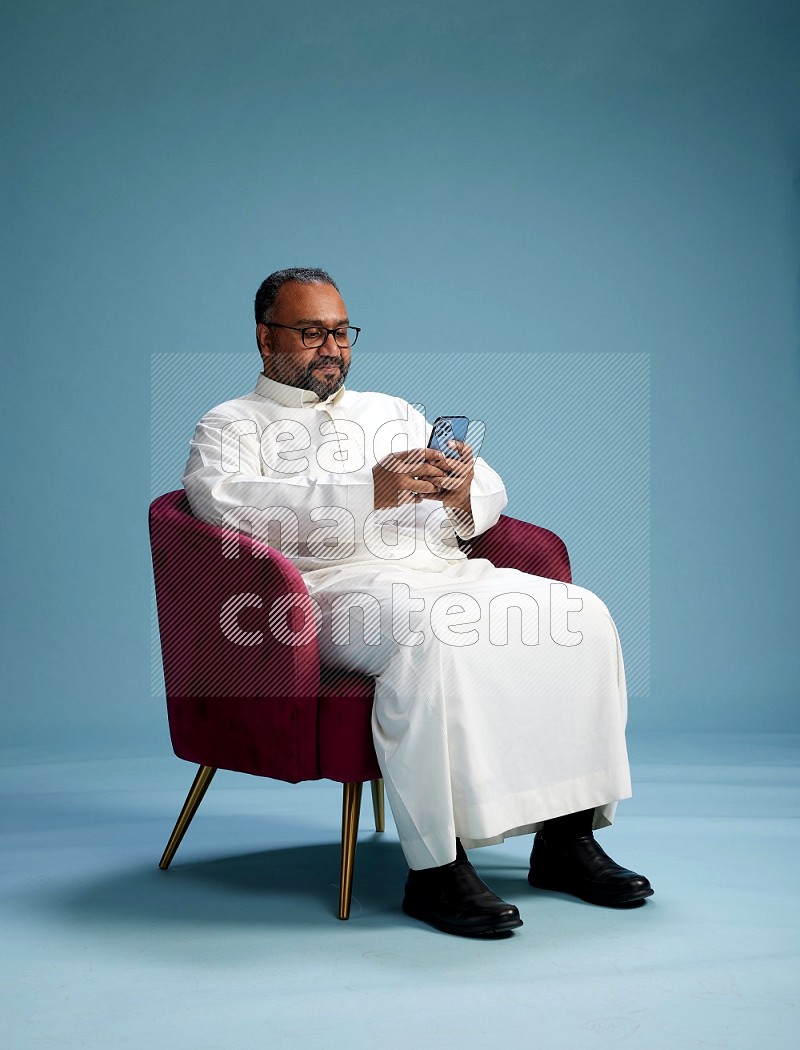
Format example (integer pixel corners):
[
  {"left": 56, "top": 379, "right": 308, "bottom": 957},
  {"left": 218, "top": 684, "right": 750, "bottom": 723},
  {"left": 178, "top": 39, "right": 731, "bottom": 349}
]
[{"left": 254, "top": 372, "right": 347, "bottom": 409}]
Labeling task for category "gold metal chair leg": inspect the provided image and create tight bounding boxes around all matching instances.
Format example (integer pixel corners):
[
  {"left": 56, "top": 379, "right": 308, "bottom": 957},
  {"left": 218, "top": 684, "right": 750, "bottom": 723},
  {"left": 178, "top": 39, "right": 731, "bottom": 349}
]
[
  {"left": 338, "top": 781, "right": 363, "bottom": 920},
  {"left": 370, "top": 778, "right": 385, "bottom": 833},
  {"left": 159, "top": 765, "right": 217, "bottom": 870}
]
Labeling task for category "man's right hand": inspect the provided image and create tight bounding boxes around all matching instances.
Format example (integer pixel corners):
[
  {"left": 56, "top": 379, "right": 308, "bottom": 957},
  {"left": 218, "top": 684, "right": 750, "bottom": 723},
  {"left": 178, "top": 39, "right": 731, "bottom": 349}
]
[{"left": 373, "top": 448, "right": 450, "bottom": 509}]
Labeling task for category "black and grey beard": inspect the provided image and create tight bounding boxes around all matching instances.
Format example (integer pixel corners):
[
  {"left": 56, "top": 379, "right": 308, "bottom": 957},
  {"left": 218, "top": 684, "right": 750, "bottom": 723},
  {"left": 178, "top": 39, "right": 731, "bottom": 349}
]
[{"left": 299, "top": 356, "right": 349, "bottom": 401}]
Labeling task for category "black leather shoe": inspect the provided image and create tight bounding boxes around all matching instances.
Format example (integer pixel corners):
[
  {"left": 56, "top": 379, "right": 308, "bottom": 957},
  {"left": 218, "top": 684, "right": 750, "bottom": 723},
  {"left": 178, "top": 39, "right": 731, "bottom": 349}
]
[
  {"left": 403, "top": 842, "right": 523, "bottom": 936},
  {"left": 528, "top": 832, "right": 653, "bottom": 906}
]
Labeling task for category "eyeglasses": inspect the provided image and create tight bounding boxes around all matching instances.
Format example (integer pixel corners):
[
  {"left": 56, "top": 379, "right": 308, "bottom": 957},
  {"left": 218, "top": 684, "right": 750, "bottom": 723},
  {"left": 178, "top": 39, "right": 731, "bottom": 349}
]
[{"left": 262, "top": 322, "right": 361, "bottom": 349}]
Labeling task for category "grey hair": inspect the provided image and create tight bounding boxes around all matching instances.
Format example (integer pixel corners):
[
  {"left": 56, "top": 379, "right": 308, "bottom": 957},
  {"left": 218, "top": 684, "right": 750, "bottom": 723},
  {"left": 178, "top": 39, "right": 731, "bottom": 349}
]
[{"left": 254, "top": 267, "right": 339, "bottom": 324}]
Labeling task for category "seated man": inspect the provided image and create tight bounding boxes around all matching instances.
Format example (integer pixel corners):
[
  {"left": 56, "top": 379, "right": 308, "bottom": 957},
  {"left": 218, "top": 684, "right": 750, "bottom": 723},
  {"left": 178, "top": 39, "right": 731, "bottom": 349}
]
[{"left": 183, "top": 266, "right": 653, "bottom": 937}]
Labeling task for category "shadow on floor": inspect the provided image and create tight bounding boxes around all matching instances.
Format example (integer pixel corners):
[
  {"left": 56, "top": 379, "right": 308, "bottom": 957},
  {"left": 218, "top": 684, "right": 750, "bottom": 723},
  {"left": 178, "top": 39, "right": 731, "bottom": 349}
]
[{"left": 55, "top": 835, "right": 411, "bottom": 931}]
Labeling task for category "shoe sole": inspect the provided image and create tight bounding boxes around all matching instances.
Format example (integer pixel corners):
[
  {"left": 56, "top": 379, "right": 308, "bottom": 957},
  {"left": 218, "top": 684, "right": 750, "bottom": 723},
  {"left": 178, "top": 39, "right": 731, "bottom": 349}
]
[
  {"left": 402, "top": 899, "right": 524, "bottom": 937},
  {"left": 528, "top": 873, "right": 654, "bottom": 907}
]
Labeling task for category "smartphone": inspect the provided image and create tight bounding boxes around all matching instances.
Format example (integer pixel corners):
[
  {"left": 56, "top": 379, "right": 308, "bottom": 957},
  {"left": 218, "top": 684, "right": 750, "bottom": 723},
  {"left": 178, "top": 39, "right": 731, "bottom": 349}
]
[{"left": 427, "top": 416, "right": 470, "bottom": 459}]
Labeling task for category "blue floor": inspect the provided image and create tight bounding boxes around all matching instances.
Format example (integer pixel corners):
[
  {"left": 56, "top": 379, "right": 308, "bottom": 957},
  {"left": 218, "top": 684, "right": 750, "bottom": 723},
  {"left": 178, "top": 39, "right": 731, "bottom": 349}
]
[{"left": 1, "top": 732, "right": 798, "bottom": 1049}]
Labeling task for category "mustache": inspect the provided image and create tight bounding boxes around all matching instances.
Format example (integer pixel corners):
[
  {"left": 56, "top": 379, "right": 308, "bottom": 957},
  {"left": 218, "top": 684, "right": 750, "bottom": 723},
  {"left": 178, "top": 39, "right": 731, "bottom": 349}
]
[{"left": 305, "top": 357, "right": 346, "bottom": 373}]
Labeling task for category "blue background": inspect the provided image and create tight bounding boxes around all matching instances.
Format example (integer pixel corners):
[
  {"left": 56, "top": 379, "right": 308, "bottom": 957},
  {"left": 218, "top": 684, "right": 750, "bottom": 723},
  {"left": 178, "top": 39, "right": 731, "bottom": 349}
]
[{"left": 3, "top": 0, "right": 798, "bottom": 752}]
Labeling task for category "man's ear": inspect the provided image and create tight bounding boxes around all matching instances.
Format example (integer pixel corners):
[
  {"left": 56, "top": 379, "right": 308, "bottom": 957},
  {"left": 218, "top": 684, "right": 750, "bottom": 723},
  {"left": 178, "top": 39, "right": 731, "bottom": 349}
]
[
  {"left": 256, "top": 323, "right": 274, "bottom": 371},
  {"left": 256, "top": 322, "right": 272, "bottom": 356}
]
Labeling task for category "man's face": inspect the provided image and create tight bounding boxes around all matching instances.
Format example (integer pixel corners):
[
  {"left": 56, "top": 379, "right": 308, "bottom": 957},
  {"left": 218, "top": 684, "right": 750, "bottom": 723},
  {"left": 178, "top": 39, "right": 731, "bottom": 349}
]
[{"left": 256, "top": 281, "right": 352, "bottom": 400}]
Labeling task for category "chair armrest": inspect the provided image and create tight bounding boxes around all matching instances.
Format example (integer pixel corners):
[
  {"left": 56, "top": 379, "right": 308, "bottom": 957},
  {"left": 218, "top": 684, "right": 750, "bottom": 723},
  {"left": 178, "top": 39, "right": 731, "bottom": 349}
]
[
  {"left": 150, "top": 493, "right": 320, "bottom": 701},
  {"left": 150, "top": 492, "right": 321, "bottom": 781},
  {"left": 464, "top": 513, "right": 572, "bottom": 583}
]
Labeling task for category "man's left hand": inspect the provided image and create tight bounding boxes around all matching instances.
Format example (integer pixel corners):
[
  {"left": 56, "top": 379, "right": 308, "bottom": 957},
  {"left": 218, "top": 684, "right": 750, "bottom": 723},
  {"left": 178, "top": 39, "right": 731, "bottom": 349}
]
[{"left": 435, "top": 441, "right": 474, "bottom": 513}]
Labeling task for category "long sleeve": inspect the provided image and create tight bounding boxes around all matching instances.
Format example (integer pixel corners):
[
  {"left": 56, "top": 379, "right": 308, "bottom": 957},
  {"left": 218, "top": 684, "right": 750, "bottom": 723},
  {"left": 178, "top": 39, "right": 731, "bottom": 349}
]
[
  {"left": 449, "top": 456, "right": 508, "bottom": 540},
  {"left": 182, "top": 407, "right": 376, "bottom": 562}
]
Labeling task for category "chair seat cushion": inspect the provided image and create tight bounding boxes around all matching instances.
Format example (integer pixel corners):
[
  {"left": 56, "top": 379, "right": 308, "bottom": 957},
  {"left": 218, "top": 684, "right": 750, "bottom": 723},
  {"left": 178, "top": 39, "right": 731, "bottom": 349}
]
[{"left": 317, "top": 670, "right": 382, "bottom": 783}]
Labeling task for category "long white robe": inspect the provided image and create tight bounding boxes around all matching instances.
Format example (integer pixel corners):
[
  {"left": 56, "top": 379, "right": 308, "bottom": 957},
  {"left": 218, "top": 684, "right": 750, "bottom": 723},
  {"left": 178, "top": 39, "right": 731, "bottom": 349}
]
[{"left": 183, "top": 373, "right": 632, "bottom": 869}]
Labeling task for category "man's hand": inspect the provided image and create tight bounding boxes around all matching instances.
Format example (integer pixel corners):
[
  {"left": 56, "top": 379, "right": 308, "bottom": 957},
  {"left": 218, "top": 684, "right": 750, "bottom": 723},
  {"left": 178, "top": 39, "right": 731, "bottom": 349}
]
[
  {"left": 437, "top": 441, "right": 475, "bottom": 514},
  {"left": 373, "top": 447, "right": 450, "bottom": 509},
  {"left": 372, "top": 443, "right": 475, "bottom": 514}
]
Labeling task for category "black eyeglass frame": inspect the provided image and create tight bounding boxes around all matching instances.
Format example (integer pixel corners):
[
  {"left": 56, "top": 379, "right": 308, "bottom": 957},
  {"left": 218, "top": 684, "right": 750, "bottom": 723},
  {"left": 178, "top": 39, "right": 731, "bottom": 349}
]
[{"left": 261, "top": 322, "right": 361, "bottom": 348}]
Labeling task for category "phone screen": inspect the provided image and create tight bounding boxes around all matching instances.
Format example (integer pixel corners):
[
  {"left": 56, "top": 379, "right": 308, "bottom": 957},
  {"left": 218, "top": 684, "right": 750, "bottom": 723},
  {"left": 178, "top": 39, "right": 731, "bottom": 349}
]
[{"left": 428, "top": 416, "right": 470, "bottom": 459}]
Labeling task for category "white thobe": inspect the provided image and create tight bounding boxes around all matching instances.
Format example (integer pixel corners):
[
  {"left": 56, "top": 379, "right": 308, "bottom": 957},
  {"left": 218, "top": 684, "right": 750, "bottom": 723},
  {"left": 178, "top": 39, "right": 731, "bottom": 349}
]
[{"left": 183, "top": 373, "right": 632, "bottom": 869}]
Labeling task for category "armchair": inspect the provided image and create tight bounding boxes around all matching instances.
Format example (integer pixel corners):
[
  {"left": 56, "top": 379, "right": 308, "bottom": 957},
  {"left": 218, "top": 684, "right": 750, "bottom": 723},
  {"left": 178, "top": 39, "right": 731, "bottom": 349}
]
[{"left": 149, "top": 490, "right": 571, "bottom": 919}]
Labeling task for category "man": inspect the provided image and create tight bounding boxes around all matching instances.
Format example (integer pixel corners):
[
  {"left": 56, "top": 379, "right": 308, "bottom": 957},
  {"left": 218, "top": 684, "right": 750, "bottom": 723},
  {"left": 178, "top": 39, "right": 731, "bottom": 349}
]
[{"left": 183, "top": 267, "right": 653, "bottom": 937}]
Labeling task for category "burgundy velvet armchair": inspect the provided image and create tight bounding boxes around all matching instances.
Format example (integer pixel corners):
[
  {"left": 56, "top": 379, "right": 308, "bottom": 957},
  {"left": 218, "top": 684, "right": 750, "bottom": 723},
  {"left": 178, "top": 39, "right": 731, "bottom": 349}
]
[{"left": 149, "top": 490, "right": 571, "bottom": 919}]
